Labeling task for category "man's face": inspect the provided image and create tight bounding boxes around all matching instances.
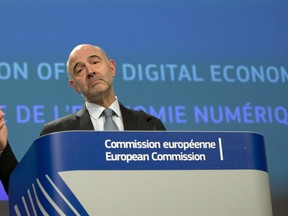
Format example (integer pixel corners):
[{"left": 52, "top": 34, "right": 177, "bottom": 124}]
[{"left": 67, "top": 45, "right": 116, "bottom": 102}]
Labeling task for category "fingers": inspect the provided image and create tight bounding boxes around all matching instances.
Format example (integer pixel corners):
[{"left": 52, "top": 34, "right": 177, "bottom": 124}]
[
  {"left": 0, "top": 108, "right": 8, "bottom": 150},
  {"left": 0, "top": 108, "right": 6, "bottom": 128}
]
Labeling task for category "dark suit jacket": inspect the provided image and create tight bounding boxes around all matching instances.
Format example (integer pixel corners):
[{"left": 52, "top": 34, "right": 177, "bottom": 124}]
[
  {"left": 0, "top": 104, "right": 166, "bottom": 194},
  {"left": 40, "top": 104, "right": 165, "bottom": 135}
]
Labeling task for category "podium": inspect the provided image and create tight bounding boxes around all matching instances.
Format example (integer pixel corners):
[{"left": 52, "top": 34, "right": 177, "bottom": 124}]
[{"left": 9, "top": 131, "right": 272, "bottom": 216}]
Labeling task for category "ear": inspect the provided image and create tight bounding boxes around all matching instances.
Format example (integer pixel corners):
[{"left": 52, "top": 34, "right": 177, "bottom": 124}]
[
  {"left": 69, "top": 79, "right": 81, "bottom": 93},
  {"left": 109, "top": 59, "right": 116, "bottom": 77}
]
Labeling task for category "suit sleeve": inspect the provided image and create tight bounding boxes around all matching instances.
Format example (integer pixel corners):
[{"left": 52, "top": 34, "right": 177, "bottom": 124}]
[
  {"left": 0, "top": 141, "right": 18, "bottom": 194},
  {"left": 151, "top": 116, "right": 166, "bottom": 130}
]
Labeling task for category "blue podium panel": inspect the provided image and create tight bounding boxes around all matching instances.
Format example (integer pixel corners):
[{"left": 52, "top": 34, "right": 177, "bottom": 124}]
[{"left": 9, "top": 131, "right": 272, "bottom": 216}]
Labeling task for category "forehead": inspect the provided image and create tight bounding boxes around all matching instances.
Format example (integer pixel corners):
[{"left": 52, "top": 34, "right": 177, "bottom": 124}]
[{"left": 69, "top": 46, "right": 104, "bottom": 64}]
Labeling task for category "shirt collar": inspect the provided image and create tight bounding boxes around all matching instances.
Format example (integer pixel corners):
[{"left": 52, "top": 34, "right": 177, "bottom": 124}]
[{"left": 85, "top": 97, "right": 121, "bottom": 120}]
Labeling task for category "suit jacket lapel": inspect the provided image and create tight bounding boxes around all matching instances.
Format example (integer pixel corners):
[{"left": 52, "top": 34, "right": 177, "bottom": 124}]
[
  {"left": 120, "top": 104, "right": 138, "bottom": 130},
  {"left": 75, "top": 106, "right": 94, "bottom": 130}
]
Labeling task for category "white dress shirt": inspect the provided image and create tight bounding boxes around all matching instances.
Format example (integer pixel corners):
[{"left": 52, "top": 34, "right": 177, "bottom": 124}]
[{"left": 86, "top": 97, "right": 124, "bottom": 131}]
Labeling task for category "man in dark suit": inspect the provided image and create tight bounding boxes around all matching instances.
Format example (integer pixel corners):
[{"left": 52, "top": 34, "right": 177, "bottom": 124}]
[{"left": 0, "top": 44, "right": 165, "bottom": 194}]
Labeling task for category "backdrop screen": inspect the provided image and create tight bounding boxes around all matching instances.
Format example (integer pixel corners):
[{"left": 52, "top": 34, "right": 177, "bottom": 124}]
[{"left": 0, "top": 0, "right": 287, "bottom": 213}]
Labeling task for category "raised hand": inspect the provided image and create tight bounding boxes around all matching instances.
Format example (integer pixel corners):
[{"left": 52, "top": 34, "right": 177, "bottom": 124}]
[{"left": 0, "top": 108, "right": 8, "bottom": 151}]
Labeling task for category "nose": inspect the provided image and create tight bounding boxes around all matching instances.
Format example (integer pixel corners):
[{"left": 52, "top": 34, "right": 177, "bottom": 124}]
[{"left": 86, "top": 64, "right": 96, "bottom": 77}]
